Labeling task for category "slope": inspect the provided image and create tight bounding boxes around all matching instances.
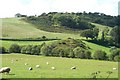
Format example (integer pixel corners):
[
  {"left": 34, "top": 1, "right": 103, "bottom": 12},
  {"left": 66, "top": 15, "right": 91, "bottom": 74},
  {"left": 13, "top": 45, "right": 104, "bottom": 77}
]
[{"left": 1, "top": 18, "right": 80, "bottom": 39}]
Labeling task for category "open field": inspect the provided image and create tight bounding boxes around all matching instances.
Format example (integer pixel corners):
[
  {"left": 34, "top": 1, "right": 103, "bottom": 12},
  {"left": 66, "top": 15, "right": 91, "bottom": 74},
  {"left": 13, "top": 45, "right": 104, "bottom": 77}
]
[
  {"left": 1, "top": 18, "right": 80, "bottom": 39},
  {"left": 0, "top": 54, "right": 118, "bottom": 78},
  {"left": 1, "top": 40, "right": 55, "bottom": 49}
]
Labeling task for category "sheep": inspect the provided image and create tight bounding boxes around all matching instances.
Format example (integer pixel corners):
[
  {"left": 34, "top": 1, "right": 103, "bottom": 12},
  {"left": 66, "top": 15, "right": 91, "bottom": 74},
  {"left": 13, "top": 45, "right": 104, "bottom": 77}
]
[
  {"left": 0, "top": 67, "right": 11, "bottom": 74},
  {"left": 25, "top": 63, "right": 28, "bottom": 65},
  {"left": 46, "top": 62, "right": 49, "bottom": 65},
  {"left": 113, "top": 68, "right": 117, "bottom": 70},
  {"left": 36, "top": 65, "right": 40, "bottom": 68},
  {"left": 51, "top": 67, "right": 55, "bottom": 70},
  {"left": 28, "top": 67, "right": 33, "bottom": 70},
  {"left": 71, "top": 66, "right": 76, "bottom": 70}
]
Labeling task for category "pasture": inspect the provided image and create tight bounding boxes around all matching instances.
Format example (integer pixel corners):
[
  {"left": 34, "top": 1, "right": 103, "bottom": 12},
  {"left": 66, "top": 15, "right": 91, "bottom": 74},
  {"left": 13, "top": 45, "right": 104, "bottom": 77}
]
[
  {"left": 1, "top": 40, "right": 55, "bottom": 49},
  {"left": 1, "top": 18, "right": 80, "bottom": 39},
  {"left": 0, "top": 54, "right": 118, "bottom": 78}
]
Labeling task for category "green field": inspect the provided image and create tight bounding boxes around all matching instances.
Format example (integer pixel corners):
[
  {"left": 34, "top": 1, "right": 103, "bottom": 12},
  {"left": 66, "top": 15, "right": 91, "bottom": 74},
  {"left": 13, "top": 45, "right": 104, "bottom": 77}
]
[
  {"left": 0, "top": 54, "right": 118, "bottom": 78},
  {"left": 1, "top": 40, "right": 55, "bottom": 49},
  {"left": 1, "top": 18, "right": 80, "bottom": 39}
]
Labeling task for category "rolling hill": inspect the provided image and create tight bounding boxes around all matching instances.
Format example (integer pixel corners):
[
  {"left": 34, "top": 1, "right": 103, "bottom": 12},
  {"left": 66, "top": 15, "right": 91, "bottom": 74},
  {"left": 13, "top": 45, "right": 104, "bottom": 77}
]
[{"left": 1, "top": 18, "right": 80, "bottom": 39}]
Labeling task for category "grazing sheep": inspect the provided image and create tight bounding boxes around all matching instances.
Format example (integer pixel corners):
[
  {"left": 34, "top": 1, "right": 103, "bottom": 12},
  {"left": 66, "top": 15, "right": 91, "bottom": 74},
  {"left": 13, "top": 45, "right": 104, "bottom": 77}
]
[
  {"left": 28, "top": 67, "right": 33, "bottom": 70},
  {"left": 25, "top": 63, "right": 28, "bottom": 65},
  {"left": 46, "top": 62, "right": 49, "bottom": 65},
  {"left": 36, "top": 65, "right": 40, "bottom": 68},
  {"left": 51, "top": 67, "right": 55, "bottom": 70},
  {"left": 0, "top": 67, "right": 11, "bottom": 74},
  {"left": 113, "top": 68, "right": 117, "bottom": 70},
  {"left": 71, "top": 66, "right": 76, "bottom": 70}
]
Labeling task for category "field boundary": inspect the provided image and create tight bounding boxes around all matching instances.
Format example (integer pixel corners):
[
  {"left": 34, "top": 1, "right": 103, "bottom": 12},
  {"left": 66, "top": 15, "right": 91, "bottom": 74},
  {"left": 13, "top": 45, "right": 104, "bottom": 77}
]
[{"left": 0, "top": 38, "right": 60, "bottom": 41}]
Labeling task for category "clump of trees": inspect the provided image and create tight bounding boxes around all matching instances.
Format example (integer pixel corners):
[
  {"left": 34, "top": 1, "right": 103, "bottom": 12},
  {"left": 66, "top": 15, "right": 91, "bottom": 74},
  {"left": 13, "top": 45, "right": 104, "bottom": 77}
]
[
  {"left": 93, "top": 50, "right": 107, "bottom": 60},
  {"left": 80, "top": 27, "right": 99, "bottom": 40},
  {"left": 9, "top": 44, "right": 21, "bottom": 53},
  {"left": 1, "top": 38, "right": 119, "bottom": 62}
]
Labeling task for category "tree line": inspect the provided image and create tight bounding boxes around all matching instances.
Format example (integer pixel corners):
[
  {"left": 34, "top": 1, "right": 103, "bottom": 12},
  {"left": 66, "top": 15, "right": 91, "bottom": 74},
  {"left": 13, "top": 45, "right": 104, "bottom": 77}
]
[{"left": 1, "top": 38, "right": 119, "bottom": 62}]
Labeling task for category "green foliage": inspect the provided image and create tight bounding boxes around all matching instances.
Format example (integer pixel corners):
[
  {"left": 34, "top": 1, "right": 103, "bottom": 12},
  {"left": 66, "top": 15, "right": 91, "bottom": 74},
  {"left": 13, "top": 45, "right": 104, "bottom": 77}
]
[
  {"left": 0, "top": 46, "right": 7, "bottom": 54},
  {"left": 41, "top": 44, "right": 52, "bottom": 56},
  {"left": 110, "top": 26, "right": 120, "bottom": 46},
  {"left": 80, "top": 29, "right": 95, "bottom": 39},
  {"left": 109, "top": 49, "right": 120, "bottom": 61},
  {"left": 84, "top": 50, "right": 92, "bottom": 59},
  {"left": 9, "top": 44, "right": 21, "bottom": 53},
  {"left": 21, "top": 45, "right": 42, "bottom": 55},
  {"left": 93, "top": 50, "right": 107, "bottom": 60},
  {"left": 114, "top": 56, "right": 120, "bottom": 62},
  {"left": 73, "top": 47, "right": 85, "bottom": 58}
]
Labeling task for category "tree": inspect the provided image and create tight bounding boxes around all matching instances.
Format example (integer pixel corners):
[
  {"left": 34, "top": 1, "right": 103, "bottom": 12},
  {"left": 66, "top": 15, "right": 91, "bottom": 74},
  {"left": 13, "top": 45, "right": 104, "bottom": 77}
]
[
  {"left": 93, "top": 27, "right": 99, "bottom": 39},
  {"left": 84, "top": 50, "right": 92, "bottom": 59},
  {"left": 101, "top": 31, "right": 105, "bottom": 41},
  {"left": 73, "top": 47, "right": 85, "bottom": 58},
  {"left": 0, "top": 47, "right": 7, "bottom": 54},
  {"left": 110, "top": 26, "right": 120, "bottom": 46},
  {"left": 80, "top": 29, "right": 94, "bottom": 39},
  {"left": 41, "top": 44, "right": 51, "bottom": 56},
  {"left": 9, "top": 44, "right": 21, "bottom": 53},
  {"left": 109, "top": 49, "right": 120, "bottom": 61},
  {"left": 93, "top": 50, "right": 107, "bottom": 60}
]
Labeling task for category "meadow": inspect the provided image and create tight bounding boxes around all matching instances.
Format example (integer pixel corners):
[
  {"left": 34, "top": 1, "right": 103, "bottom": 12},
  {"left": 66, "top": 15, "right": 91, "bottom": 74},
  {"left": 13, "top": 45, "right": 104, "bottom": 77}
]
[
  {"left": 0, "top": 54, "right": 118, "bottom": 78},
  {"left": 0, "top": 17, "right": 119, "bottom": 79},
  {"left": 1, "top": 18, "right": 80, "bottom": 39}
]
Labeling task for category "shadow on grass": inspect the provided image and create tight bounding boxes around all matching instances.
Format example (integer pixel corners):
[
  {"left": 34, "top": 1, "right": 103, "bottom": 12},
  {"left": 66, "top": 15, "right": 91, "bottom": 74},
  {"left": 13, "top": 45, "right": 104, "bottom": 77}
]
[{"left": 82, "top": 39, "right": 111, "bottom": 48}]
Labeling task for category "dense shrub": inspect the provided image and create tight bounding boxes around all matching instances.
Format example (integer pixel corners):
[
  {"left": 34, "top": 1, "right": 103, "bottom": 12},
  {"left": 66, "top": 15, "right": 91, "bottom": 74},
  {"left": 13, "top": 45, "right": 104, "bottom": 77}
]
[
  {"left": 21, "top": 45, "right": 41, "bottom": 55},
  {"left": 41, "top": 44, "right": 52, "bottom": 56},
  {"left": 0, "top": 46, "right": 7, "bottom": 54},
  {"left": 9, "top": 44, "right": 21, "bottom": 53},
  {"left": 93, "top": 50, "right": 107, "bottom": 60},
  {"left": 109, "top": 49, "right": 120, "bottom": 61},
  {"left": 73, "top": 47, "right": 85, "bottom": 59},
  {"left": 114, "top": 56, "right": 120, "bottom": 62},
  {"left": 84, "top": 50, "right": 92, "bottom": 59}
]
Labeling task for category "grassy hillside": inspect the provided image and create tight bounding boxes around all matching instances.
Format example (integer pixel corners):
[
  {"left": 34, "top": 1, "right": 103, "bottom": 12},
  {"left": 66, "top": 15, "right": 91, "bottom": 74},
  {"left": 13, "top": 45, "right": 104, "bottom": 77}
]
[
  {"left": 0, "top": 54, "right": 118, "bottom": 78},
  {"left": 1, "top": 18, "right": 80, "bottom": 39}
]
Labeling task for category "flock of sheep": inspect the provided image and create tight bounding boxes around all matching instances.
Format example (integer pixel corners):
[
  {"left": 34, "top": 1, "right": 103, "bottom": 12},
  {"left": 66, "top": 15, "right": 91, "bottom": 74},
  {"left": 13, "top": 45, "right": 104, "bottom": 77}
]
[{"left": 0, "top": 58, "right": 117, "bottom": 74}]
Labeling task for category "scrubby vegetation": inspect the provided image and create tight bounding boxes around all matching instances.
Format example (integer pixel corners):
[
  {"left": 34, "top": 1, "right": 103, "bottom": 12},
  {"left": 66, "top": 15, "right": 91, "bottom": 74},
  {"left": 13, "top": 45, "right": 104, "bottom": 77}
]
[{"left": 3, "top": 38, "right": 119, "bottom": 62}]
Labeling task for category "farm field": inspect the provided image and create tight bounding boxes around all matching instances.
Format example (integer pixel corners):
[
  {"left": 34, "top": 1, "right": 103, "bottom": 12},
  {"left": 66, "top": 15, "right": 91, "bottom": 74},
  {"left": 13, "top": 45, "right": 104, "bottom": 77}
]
[
  {"left": 1, "top": 18, "right": 80, "bottom": 39},
  {"left": 0, "top": 54, "right": 118, "bottom": 78},
  {"left": 1, "top": 40, "right": 55, "bottom": 49}
]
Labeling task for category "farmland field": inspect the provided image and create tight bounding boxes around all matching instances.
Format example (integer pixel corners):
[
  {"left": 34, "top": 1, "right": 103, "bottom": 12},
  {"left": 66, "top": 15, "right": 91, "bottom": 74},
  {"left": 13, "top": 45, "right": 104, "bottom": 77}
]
[
  {"left": 0, "top": 54, "right": 118, "bottom": 78},
  {"left": 1, "top": 18, "right": 80, "bottom": 39}
]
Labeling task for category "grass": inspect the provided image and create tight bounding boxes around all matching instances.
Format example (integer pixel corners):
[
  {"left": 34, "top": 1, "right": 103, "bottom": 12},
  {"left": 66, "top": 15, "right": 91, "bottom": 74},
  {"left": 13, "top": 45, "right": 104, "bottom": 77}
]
[
  {"left": 83, "top": 40, "right": 110, "bottom": 54},
  {"left": 1, "top": 18, "right": 80, "bottom": 39},
  {"left": 0, "top": 54, "right": 118, "bottom": 78},
  {"left": 1, "top": 40, "right": 55, "bottom": 49}
]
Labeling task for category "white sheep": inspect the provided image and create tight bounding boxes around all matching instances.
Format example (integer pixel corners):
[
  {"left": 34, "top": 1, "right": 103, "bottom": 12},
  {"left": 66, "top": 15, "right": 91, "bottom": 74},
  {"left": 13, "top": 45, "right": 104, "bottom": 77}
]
[
  {"left": 25, "top": 63, "right": 28, "bottom": 65},
  {"left": 46, "top": 62, "right": 49, "bottom": 65},
  {"left": 28, "top": 67, "right": 33, "bottom": 70},
  {"left": 51, "top": 67, "right": 55, "bottom": 70},
  {"left": 71, "top": 66, "right": 76, "bottom": 70},
  {"left": 0, "top": 67, "right": 11, "bottom": 74},
  {"left": 36, "top": 65, "right": 40, "bottom": 68},
  {"left": 113, "top": 68, "right": 117, "bottom": 70}
]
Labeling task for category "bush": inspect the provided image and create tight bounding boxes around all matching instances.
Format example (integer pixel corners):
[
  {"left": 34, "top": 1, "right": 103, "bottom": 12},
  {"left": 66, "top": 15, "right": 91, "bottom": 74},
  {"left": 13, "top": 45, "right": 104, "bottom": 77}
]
[
  {"left": 41, "top": 44, "right": 51, "bottom": 56},
  {"left": 109, "top": 49, "right": 120, "bottom": 61},
  {"left": 84, "top": 50, "right": 92, "bottom": 59},
  {"left": 73, "top": 47, "right": 85, "bottom": 58},
  {"left": 93, "top": 50, "right": 107, "bottom": 60},
  {"left": 0, "top": 46, "right": 7, "bottom": 54},
  {"left": 9, "top": 44, "right": 21, "bottom": 53},
  {"left": 114, "top": 56, "right": 120, "bottom": 62}
]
